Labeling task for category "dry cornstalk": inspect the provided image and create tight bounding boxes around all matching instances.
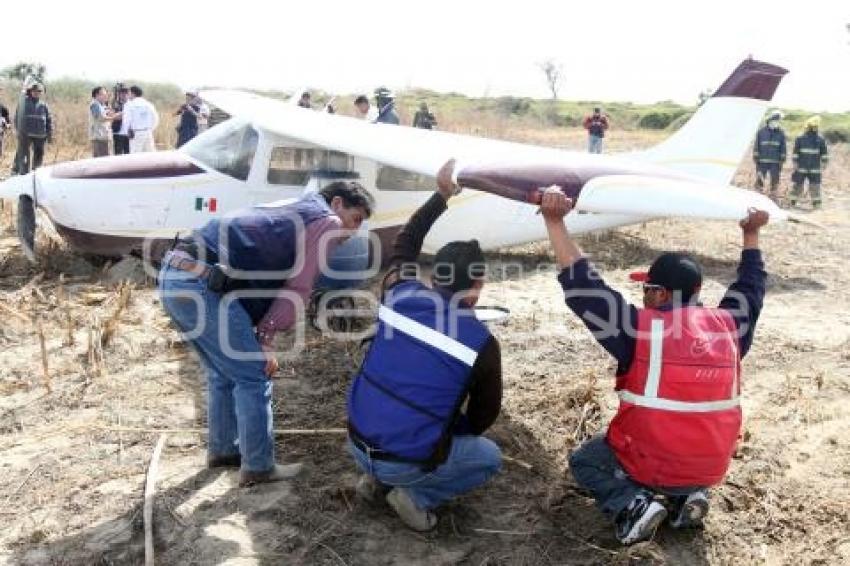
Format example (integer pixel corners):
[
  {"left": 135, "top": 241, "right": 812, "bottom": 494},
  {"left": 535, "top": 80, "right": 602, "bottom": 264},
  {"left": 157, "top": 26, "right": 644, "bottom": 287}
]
[
  {"left": 0, "top": 300, "right": 31, "bottom": 323},
  {"left": 86, "top": 314, "right": 103, "bottom": 377},
  {"left": 144, "top": 434, "right": 167, "bottom": 566},
  {"left": 36, "top": 321, "right": 51, "bottom": 393},
  {"left": 101, "top": 283, "right": 133, "bottom": 348}
]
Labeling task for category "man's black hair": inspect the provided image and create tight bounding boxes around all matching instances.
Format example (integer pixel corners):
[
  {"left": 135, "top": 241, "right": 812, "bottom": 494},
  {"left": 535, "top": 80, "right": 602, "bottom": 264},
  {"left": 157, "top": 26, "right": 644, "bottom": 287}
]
[
  {"left": 354, "top": 95, "right": 369, "bottom": 105},
  {"left": 432, "top": 240, "right": 486, "bottom": 293},
  {"left": 91, "top": 86, "right": 105, "bottom": 98},
  {"left": 319, "top": 181, "right": 375, "bottom": 218},
  {"left": 130, "top": 85, "right": 143, "bottom": 97}
]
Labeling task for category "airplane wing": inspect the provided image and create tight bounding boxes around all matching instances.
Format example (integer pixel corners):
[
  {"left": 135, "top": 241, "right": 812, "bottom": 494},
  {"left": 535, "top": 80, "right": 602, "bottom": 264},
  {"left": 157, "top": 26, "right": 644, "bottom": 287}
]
[{"left": 202, "top": 59, "right": 791, "bottom": 225}]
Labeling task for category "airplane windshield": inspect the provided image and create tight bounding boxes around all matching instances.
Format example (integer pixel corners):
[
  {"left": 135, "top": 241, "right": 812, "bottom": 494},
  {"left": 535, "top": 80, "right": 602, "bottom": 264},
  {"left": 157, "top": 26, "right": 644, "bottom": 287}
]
[{"left": 182, "top": 120, "right": 259, "bottom": 181}]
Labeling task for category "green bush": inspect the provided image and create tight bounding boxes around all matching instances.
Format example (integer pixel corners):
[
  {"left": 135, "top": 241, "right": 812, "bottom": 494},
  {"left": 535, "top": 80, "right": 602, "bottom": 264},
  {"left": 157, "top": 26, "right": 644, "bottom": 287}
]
[
  {"left": 638, "top": 110, "right": 687, "bottom": 130},
  {"left": 823, "top": 127, "right": 850, "bottom": 144},
  {"left": 495, "top": 96, "right": 531, "bottom": 116}
]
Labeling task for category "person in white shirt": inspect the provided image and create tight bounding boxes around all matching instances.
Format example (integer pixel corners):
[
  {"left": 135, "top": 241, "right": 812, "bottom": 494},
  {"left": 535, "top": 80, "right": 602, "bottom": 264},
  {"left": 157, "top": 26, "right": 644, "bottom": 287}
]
[{"left": 120, "top": 85, "right": 160, "bottom": 153}]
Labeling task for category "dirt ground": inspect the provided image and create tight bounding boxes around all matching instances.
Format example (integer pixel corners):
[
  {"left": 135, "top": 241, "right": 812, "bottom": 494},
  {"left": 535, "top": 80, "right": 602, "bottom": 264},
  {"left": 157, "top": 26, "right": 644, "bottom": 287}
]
[{"left": 0, "top": 141, "right": 848, "bottom": 566}]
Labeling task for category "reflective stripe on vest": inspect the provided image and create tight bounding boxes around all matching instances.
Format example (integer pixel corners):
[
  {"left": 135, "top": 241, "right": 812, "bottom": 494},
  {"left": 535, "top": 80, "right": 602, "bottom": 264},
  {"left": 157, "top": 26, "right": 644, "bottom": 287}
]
[
  {"left": 617, "top": 319, "right": 740, "bottom": 412},
  {"left": 378, "top": 305, "right": 478, "bottom": 366}
]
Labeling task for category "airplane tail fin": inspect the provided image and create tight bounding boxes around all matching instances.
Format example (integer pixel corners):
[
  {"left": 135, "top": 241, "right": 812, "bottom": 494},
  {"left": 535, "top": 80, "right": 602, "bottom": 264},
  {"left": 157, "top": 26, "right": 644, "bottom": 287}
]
[{"left": 639, "top": 59, "right": 788, "bottom": 185}]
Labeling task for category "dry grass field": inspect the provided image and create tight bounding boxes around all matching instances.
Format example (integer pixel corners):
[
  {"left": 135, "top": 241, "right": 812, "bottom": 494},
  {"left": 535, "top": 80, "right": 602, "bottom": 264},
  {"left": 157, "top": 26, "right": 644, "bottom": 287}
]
[{"left": 0, "top": 116, "right": 848, "bottom": 565}]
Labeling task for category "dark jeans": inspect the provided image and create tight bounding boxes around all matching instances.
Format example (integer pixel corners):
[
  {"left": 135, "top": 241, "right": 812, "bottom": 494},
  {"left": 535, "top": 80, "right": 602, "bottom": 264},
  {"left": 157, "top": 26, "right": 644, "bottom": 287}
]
[
  {"left": 569, "top": 434, "right": 703, "bottom": 519},
  {"left": 113, "top": 134, "right": 130, "bottom": 155},
  {"left": 754, "top": 163, "right": 781, "bottom": 194},
  {"left": 92, "top": 140, "right": 109, "bottom": 158},
  {"left": 13, "top": 136, "right": 46, "bottom": 174}
]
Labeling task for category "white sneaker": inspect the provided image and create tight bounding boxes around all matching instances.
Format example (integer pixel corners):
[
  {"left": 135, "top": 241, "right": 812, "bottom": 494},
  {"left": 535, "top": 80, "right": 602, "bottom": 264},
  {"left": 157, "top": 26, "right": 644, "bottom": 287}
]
[
  {"left": 386, "top": 488, "right": 437, "bottom": 532},
  {"left": 615, "top": 492, "right": 667, "bottom": 545},
  {"left": 669, "top": 490, "right": 709, "bottom": 529}
]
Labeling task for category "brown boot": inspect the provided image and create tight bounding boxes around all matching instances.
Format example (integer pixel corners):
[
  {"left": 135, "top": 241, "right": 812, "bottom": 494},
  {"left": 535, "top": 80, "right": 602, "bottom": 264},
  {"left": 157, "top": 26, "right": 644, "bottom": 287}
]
[
  {"left": 208, "top": 453, "right": 241, "bottom": 468},
  {"left": 239, "top": 463, "right": 304, "bottom": 487}
]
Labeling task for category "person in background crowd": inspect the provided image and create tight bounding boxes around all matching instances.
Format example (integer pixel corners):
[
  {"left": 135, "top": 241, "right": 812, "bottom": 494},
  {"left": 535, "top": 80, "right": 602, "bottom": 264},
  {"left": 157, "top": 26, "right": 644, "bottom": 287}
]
[
  {"left": 89, "top": 86, "right": 115, "bottom": 158},
  {"left": 0, "top": 86, "right": 10, "bottom": 158},
  {"left": 175, "top": 90, "right": 202, "bottom": 148},
  {"left": 412, "top": 102, "right": 437, "bottom": 129},
  {"left": 120, "top": 85, "right": 159, "bottom": 153},
  {"left": 354, "top": 94, "right": 373, "bottom": 120},
  {"left": 583, "top": 107, "right": 609, "bottom": 154},
  {"left": 13, "top": 83, "right": 52, "bottom": 174},
  {"left": 752, "top": 111, "right": 786, "bottom": 202},
  {"left": 373, "top": 87, "right": 400, "bottom": 125},
  {"left": 111, "top": 85, "right": 130, "bottom": 155},
  {"left": 297, "top": 91, "right": 312, "bottom": 109},
  {"left": 790, "top": 116, "right": 829, "bottom": 209}
]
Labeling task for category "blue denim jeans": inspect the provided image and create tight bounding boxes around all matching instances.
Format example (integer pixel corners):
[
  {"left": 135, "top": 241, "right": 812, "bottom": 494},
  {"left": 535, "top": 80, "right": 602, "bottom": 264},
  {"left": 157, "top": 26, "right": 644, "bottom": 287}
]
[
  {"left": 159, "top": 257, "right": 274, "bottom": 472},
  {"left": 588, "top": 134, "right": 604, "bottom": 154},
  {"left": 349, "top": 435, "right": 502, "bottom": 510},
  {"left": 569, "top": 434, "right": 703, "bottom": 519}
]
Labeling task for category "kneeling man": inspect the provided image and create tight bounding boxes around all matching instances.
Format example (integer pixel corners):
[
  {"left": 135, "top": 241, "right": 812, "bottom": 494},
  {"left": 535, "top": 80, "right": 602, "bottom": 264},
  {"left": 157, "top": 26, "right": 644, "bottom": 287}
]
[
  {"left": 347, "top": 160, "right": 502, "bottom": 531},
  {"left": 540, "top": 187, "right": 768, "bottom": 545}
]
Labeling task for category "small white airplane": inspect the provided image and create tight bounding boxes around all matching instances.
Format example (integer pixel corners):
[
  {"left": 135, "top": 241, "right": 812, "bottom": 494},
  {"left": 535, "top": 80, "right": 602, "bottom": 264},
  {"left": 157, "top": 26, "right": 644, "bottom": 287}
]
[{"left": 0, "top": 58, "right": 795, "bottom": 277}]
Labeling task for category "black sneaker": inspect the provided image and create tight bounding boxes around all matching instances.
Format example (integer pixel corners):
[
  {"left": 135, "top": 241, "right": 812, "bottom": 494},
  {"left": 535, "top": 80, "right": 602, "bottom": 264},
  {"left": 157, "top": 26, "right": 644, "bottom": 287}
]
[
  {"left": 669, "top": 490, "right": 709, "bottom": 529},
  {"left": 615, "top": 492, "right": 668, "bottom": 545}
]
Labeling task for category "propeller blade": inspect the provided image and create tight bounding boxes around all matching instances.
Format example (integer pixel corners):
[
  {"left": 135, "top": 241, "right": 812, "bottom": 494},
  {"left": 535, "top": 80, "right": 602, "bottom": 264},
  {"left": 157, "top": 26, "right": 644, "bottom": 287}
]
[{"left": 17, "top": 195, "right": 37, "bottom": 263}]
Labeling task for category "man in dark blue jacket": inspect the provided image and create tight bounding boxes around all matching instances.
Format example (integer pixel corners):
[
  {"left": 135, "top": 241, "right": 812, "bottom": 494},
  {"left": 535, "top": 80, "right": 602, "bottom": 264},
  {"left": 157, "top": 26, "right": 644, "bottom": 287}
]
[
  {"left": 347, "top": 160, "right": 502, "bottom": 531},
  {"left": 790, "top": 116, "right": 829, "bottom": 209},
  {"left": 753, "top": 111, "right": 786, "bottom": 200},
  {"left": 13, "top": 83, "right": 52, "bottom": 174}
]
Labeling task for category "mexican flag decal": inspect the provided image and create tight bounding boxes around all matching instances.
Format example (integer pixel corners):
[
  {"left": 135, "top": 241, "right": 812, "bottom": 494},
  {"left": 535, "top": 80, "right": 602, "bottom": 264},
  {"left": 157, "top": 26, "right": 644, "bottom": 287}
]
[{"left": 195, "top": 197, "right": 217, "bottom": 212}]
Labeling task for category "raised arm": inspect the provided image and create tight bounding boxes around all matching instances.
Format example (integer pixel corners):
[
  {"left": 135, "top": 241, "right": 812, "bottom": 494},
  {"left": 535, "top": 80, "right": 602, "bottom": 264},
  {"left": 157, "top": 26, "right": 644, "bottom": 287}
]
[
  {"left": 382, "top": 159, "right": 459, "bottom": 291},
  {"left": 718, "top": 209, "right": 768, "bottom": 358},
  {"left": 541, "top": 187, "right": 639, "bottom": 372}
]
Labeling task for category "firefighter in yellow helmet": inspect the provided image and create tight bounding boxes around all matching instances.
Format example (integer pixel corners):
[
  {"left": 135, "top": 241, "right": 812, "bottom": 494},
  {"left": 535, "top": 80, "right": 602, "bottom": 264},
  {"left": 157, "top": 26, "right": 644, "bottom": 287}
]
[{"left": 790, "top": 116, "right": 829, "bottom": 209}]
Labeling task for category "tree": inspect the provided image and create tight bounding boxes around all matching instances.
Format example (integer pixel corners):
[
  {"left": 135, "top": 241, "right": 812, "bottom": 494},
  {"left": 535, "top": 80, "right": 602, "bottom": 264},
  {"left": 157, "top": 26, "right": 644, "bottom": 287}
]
[
  {"left": 1, "top": 61, "right": 47, "bottom": 83},
  {"left": 697, "top": 89, "right": 712, "bottom": 107},
  {"left": 539, "top": 59, "right": 564, "bottom": 100}
]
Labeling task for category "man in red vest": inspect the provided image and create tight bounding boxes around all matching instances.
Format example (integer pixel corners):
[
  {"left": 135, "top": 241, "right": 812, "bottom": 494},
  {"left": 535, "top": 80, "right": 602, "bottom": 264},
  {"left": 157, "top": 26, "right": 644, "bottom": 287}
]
[{"left": 539, "top": 187, "right": 769, "bottom": 545}]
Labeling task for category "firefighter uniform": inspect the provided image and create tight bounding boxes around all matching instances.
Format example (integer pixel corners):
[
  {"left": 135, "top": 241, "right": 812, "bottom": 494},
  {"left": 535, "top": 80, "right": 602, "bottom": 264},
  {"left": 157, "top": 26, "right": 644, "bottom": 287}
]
[
  {"left": 791, "top": 117, "right": 829, "bottom": 208},
  {"left": 752, "top": 114, "right": 786, "bottom": 198}
]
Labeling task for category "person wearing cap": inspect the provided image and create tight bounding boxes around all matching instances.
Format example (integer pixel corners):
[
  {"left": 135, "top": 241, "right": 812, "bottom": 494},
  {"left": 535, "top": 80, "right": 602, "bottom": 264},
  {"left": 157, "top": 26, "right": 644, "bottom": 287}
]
[
  {"left": 347, "top": 159, "right": 503, "bottom": 532},
  {"left": 12, "top": 83, "right": 52, "bottom": 175},
  {"left": 373, "top": 87, "right": 400, "bottom": 125},
  {"left": 790, "top": 116, "right": 829, "bottom": 209},
  {"left": 583, "top": 107, "right": 609, "bottom": 154},
  {"left": 120, "top": 86, "right": 160, "bottom": 153},
  {"left": 753, "top": 111, "right": 786, "bottom": 201},
  {"left": 412, "top": 102, "right": 437, "bottom": 130},
  {"left": 539, "top": 186, "right": 769, "bottom": 545},
  {"left": 175, "top": 91, "right": 202, "bottom": 148}
]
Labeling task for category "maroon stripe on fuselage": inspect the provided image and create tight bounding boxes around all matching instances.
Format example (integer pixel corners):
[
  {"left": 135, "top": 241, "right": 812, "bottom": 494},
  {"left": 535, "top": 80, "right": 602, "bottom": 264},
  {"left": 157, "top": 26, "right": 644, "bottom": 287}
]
[
  {"left": 712, "top": 59, "right": 788, "bottom": 101},
  {"left": 51, "top": 152, "right": 204, "bottom": 180},
  {"left": 456, "top": 162, "right": 691, "bottom": 205}
]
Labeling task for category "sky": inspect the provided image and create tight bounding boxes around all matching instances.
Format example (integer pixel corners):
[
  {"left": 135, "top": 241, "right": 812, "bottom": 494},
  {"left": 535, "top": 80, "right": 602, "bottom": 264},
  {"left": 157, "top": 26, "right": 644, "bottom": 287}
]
[{"left": 3, "top": 0, "right": 849, "bottom": 111}]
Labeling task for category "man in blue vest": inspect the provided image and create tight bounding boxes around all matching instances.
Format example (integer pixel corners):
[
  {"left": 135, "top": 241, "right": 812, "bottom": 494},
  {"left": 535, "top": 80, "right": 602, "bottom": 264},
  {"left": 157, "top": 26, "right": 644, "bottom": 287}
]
[
  {"left": 347, "top": 160, "right": 503, "bottom": 531},
  {"left": 159, "top": 181, "right": 374, "bottom": 486}
]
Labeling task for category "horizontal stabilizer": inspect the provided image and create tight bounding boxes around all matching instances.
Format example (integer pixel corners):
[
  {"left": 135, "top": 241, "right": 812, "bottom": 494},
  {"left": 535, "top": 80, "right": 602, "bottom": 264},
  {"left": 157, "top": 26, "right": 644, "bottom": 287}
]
[{"left": 577, "top": 175, "right": 787, "bottom": 222}]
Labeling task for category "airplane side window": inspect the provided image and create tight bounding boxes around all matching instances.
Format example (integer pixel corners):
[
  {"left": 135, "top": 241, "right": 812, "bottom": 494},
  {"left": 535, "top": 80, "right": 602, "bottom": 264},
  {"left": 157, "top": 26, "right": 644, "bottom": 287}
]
[
  {"left": 376, "top": 166, "right": 436, "bottom": 191},
  {"left": 183, "top": 122, "right": 258, "bottom": 181},
  {"left": 267, "top": 147, "right": 315, "bottom": 185},
  {"left": 267, "top": 148, "right": 357, "bottom": 185}
]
